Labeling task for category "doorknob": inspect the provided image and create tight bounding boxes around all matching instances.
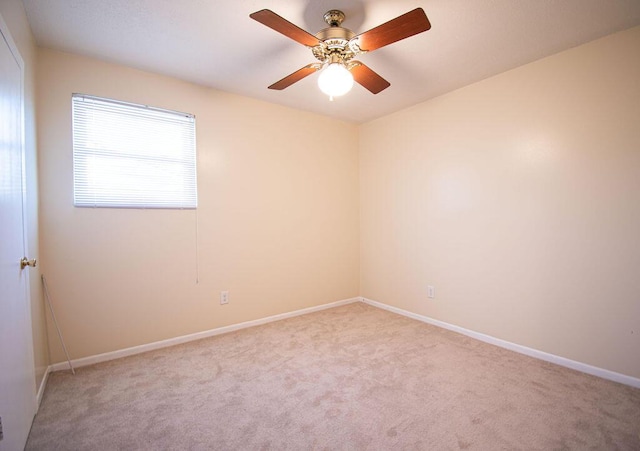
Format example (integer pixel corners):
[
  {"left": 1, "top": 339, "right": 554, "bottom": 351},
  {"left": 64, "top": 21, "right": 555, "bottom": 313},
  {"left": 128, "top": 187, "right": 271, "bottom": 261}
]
[{"left": 20, "top": 257, "right": 37, "bottom": 269}]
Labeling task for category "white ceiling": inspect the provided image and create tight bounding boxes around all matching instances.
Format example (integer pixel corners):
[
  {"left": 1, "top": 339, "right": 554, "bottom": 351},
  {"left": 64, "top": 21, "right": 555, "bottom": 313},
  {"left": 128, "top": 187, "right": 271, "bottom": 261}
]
[{"left": 23, "top": 0, "right": 640, "bottom": 123}]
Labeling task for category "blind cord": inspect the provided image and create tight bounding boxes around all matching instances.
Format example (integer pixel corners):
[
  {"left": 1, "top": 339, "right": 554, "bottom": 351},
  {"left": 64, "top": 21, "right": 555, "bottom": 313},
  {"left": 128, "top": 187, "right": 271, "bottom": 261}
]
[{"left": 195, "top": 208, "right": 200, "bottom": 284}]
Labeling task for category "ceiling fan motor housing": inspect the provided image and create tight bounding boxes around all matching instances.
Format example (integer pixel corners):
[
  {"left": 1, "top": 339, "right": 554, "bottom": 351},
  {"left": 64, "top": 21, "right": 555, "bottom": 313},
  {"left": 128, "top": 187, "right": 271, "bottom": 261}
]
[{"left": 314, "top": 17, "right": 356, "bottom": 64}]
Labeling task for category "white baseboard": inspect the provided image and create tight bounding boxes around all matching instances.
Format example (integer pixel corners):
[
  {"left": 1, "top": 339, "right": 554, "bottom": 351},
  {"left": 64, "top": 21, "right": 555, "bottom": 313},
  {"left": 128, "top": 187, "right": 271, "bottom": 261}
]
[
  {"left": 48, "top": 295, "right": 639, "bottom": 389},
  {"left": 35, "top": 365, "right": 52, "bottom": 411},
  {"left": 50, "top": 297, "right": 360, "bottom": 372},
  {"left": 361, "top": 297, "right": 640, "bottom": 389}
]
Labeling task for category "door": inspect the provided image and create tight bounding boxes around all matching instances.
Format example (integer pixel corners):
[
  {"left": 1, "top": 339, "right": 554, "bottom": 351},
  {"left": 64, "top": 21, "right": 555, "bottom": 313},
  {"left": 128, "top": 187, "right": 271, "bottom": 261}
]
[{"left": 0, "top": 14, "right": 37, "bottom": 451}]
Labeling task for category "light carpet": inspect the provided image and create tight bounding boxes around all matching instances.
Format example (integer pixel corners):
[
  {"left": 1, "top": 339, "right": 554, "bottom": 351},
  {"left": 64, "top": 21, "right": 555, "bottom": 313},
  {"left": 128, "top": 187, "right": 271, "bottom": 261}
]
[{"left": 27, "top": 302, "right": 640, "bottom": 450}]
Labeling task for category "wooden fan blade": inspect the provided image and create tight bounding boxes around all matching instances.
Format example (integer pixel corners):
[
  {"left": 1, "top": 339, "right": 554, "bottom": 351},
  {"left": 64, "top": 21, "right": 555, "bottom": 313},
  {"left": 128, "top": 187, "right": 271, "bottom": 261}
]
[
  {"left": 268, "top": 64, "right": 321, "bottom": 90},
  {"left": 353, "top": 8, "right": 431, "bottom": 52},
  {"left": 350, "top": 62, "right": 390, "bottom": 94},
  {"left": 250, "top": 9, "right": 320, "bottom": 47}
]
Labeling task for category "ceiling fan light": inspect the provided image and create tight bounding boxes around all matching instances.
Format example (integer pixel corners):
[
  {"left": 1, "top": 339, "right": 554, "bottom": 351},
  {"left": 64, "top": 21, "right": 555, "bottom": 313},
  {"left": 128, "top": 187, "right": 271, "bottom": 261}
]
[{"left": 317, "top": 63, "right": 354, "bottom": 98}]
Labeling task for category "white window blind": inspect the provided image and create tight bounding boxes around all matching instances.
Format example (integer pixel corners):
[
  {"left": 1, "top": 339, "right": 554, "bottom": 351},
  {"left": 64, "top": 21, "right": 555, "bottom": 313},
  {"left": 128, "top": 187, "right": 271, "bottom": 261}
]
[{"left": 72, "top": 94, "right": 197, "bottom": 208}]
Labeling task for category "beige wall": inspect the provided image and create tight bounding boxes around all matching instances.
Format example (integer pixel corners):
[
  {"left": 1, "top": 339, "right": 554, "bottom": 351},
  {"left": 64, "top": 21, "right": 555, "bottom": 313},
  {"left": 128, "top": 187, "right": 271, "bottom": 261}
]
[
  {"left": 36, "top": 25, "right": 639, "bottom": 380},
  {"left": 0, "top": 0, "right": 50, "bottom": 390},
  {"left": 360, "top": 26, "right": 640, "bottom": 379},
  {"left": 37, "top": 49, "right": 360, "bottom": 362}
]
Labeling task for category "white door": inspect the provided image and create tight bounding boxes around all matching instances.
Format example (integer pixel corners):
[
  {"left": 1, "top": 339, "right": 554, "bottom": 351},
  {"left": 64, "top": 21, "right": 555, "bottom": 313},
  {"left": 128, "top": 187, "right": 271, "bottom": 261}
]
[{"left": 0, "top": 14, "right": 37, "bottom": 451}]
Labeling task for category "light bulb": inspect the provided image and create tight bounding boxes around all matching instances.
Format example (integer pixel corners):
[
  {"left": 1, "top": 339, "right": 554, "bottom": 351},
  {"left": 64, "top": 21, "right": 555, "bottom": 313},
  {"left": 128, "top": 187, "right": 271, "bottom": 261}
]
[{"left": 317, "top": 63, "right": 354, "bottom": 99}]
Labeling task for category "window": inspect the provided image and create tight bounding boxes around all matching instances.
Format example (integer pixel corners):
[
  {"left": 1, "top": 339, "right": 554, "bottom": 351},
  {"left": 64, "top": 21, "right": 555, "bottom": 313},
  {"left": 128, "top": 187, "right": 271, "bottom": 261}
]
[{"left": 72, "top": 94, "right": 197, "bottom": 208}]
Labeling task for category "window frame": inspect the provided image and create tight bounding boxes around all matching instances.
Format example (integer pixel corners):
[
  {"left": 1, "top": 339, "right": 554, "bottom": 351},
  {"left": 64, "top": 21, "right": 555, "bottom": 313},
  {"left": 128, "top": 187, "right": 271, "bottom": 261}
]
[{"left": 71, "top": 93, "right": 197, "bottom": 209}]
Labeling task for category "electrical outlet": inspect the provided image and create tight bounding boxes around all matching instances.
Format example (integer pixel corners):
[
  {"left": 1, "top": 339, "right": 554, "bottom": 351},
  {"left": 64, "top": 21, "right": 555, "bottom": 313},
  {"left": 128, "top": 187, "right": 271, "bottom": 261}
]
[
  {"left": 220, "top": 291, "right": 229, "bottom": 305},
  {"left": 427, "top": 285, "right": 435, "bottom": 299}
]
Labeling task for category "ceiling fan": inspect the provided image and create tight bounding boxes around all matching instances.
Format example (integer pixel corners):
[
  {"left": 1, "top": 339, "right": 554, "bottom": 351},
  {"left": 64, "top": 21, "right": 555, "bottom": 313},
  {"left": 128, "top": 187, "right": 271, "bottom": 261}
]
[{"left": 250, "top": 7, "right": 431, "bottom": 100}]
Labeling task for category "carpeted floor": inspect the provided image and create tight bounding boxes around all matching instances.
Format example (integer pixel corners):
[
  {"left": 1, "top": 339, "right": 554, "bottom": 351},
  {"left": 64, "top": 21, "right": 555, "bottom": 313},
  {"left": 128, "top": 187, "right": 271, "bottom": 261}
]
[{"left": 27, "top": 302, "right": 640, "bottom": 450}]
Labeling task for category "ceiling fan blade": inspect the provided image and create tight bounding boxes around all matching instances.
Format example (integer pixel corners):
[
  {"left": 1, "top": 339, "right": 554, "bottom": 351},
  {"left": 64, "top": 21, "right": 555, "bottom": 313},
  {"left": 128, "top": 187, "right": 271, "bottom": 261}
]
[
  {"left": 268, "top": 64, "right": 321, "bottom": 90},
  {"left": 353, "top": 8, "right": 431, "bottom": 52},
  {"left": 350, "top": 62, "right": 390, "bottom": 94},
  {"left": 250, "top": 9, "right": 320, "bottom": 47}
]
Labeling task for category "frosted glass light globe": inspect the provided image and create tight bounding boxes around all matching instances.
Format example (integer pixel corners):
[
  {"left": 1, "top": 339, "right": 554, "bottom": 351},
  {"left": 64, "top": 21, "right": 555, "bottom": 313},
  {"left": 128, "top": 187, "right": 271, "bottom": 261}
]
[{"left": 317, "top": 63, "right": 354, "bottom": 98}]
